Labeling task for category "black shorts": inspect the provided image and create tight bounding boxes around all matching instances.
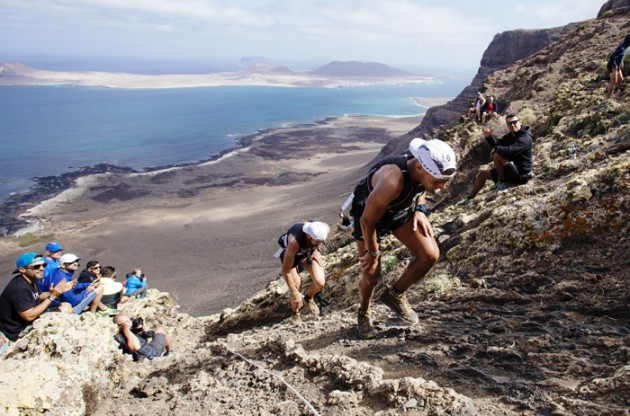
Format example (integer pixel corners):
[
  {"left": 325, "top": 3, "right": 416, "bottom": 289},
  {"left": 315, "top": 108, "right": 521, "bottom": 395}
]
[
  {"left": 490, "top": 162, "right": 530, "bottom": 185},
  {"left": 279, "top": 251, "right": 308, "bottom": 273},
  {"left": 607, "top": 58, "right": 618, "bottom": 74},
  {"left": 351, "top": 207, "right": 413, "bottom": 241}
]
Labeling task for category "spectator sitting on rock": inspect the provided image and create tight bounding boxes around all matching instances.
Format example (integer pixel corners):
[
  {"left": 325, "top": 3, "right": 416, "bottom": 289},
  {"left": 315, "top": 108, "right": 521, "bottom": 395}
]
[
  {"left": 113, "top": 313, "right": 173, "bottom": 361},
  {"left": 466, "top": 91, "right": 486, "bottom": 123},
  {"left": 606, "top": 33, "right": 630, "bottom": 98},
  {"left": 0, "top": 253, "right": 74, "bottom": 345},
  {"left": 77, "top": 260, "right": 101, "bottom": 284},
  {"left": 100, "top": 266, "right": 131, "bottom": 308},
  {"left": 459, "top": 114, "right": 533, "bottom": 206},
  {"left": 481, "top": 95, "right": 499, "bottom": 124},
  {"left": 42, "top": 241, "right": 64, "bottom": 281},
  {"left": 125, "top": 268, "right": 148, "bottom": 299},
  {"left": 276, "top": 221, "right": 330, "bottom": 324},
  {"left": 41, "top": 253, "right": 112, "bottom": 315}
]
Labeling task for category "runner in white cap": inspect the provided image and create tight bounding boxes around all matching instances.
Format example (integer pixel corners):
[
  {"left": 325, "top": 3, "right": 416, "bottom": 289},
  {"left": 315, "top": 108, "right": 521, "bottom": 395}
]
[
  {"left": 349, "top": 138, "right": 457, "bottom": 339},
  {"left": 275, "top": 221, "right": 330, "bottom": 324}
]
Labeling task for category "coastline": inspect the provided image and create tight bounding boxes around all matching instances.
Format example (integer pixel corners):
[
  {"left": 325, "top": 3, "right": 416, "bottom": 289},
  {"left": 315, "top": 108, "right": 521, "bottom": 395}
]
[
  {"left": 0, "top": 63, "right": 437, "bottom": 90},
  {"left": 0, "top": 112, "right": 425, "bottom": 236},
  {"left": 0, "top": 112, "right": 428, "bottom": 316}
]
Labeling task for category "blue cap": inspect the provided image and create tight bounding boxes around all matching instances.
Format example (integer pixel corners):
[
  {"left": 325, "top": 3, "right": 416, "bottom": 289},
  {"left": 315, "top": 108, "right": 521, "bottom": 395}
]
[
  {"left": 14, "top": 252, "right": 44, "bottom": 274},
  {"left": 45, "top": 242, "right": 63, "bottom": 252}
]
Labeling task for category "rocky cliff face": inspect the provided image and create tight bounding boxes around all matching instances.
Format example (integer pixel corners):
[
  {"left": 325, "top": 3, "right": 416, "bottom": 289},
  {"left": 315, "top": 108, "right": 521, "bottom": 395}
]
[
  {"left": 2, "top": 7, "right": 630, "bottom": 416},
  {"left": 373, "top": 25, "right": 579, "bottom": 162},
  {"left": 597, "top": 0, "right": 630, "bottom": 17}
]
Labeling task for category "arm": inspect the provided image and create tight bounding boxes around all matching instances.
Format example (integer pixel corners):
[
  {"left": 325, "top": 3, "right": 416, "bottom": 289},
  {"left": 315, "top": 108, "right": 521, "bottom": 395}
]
[
  {"left": 119, "top": 321, "right": 142, "bottom": 351},
  {"left": 359, "top": 165, "right": 404, "bottom": 274},
  {"left": 412, "top": 193, "right": 434, "bottom": 238},
  {"left": 483, "top": 128, "right": 496, "bottom": 148},
  {"left": 281, "top": 237, "right": 302, "bottom": 295},
  {"left": 18, "top": 279, "right": 74, "bottom": 322},
  {"left": 62, "top": 280, "right": 93, "bottom": 305}
]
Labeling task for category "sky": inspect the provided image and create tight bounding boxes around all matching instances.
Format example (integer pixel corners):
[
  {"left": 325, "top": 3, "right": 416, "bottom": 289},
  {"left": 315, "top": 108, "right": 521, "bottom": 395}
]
[{"left": 0, "top": 0, "right": 607, "bottom": 75}]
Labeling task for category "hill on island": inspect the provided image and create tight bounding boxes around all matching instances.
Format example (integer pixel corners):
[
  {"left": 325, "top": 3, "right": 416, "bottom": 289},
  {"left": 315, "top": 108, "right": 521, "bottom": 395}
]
[
  {"left": 311, "top": 61, "right": 413, "bottom": 77},
  {"left": 1, "top": 1, "right": 629, "bottom": 415}
]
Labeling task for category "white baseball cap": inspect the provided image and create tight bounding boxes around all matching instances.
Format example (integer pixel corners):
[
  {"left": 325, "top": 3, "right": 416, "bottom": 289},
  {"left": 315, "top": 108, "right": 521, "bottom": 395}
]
[
  {"left": 409, "top": 138, "right": 457, "bottom": 180},
  {"left": 59, "top": 253, "right": 80, "bottom": 265},
  {"left": 302, "top": 221, "right": 329, "bottom": 241}
]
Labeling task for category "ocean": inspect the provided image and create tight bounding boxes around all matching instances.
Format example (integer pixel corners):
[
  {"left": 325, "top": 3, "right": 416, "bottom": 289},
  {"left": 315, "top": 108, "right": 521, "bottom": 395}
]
[{"left": 0, "top": 80, "right": 468, "bottom": 203}]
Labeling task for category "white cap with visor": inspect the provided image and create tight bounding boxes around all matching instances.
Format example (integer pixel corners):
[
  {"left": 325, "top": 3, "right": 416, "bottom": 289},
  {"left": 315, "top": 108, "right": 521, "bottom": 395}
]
[{"left": 409, "top": 138, "right": 457, "bottom": 180}]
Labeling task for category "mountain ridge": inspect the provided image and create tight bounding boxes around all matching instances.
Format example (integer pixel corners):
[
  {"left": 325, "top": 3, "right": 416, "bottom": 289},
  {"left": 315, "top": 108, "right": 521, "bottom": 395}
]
[{"left": 1, "top": 1, "right": 630, "bottom": 414}]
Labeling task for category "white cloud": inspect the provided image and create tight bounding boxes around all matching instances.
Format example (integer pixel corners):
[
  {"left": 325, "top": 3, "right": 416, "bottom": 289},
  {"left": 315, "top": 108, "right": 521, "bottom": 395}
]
[
  {"left": 0, "top": 0, "right": 604, "bottom": 68},
  {"left": 513, "top": 0, "right": 601, "bottom": 26}
]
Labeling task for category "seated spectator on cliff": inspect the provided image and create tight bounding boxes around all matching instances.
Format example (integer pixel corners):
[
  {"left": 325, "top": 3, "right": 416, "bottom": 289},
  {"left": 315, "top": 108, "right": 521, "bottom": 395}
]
[
  {"left": 606, "top": 33, "right": 630, "bottom": 98},
  {"left": 42, "top": 241, "right": 64, "bottom": 280},
  {"left": 42, "top": 253, "right": 112, "bottom": 315},
  {"left": 77, "top": 260, "right": 101, "bottom": 284},
  {"left": 125, "top": 268, "right": 148, "bottom": 299},
  {"left": 466, "top": 91, "right": 486, "bottom": 123},
  {"left": 481, "top": 95, "right": 499, "bottom": 124},
  {"left": 0, "top": 253, "right": 74, "bottom": 345},
  {"left": 459, "top": 114, "right": 533, "bottom": 206},
  {"left": 336, "top": 211, "right": 352, "bottom": 231},
  {"left": 113, "top": 314, "right": 173, "bottom": 361},
  {"left": 100, "top": 266, "right": 131, "bottom": 308}
]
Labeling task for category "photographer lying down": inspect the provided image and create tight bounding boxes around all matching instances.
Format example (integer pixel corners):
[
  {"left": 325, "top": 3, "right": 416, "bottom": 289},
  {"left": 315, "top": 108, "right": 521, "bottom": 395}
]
[{"left": 113, "top": 313, "right": 173, "bottom": 361}]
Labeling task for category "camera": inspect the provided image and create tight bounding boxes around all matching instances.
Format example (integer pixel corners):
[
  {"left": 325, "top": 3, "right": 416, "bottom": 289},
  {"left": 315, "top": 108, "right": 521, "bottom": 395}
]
[{"left": 131, "top": 317, "right": 144, "bottom": 333}]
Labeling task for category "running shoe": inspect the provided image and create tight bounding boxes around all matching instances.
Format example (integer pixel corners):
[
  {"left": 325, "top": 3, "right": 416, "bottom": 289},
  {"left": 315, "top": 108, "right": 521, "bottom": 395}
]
[{"left": 380, "top": 286, "right": 419, "bottom": 325}]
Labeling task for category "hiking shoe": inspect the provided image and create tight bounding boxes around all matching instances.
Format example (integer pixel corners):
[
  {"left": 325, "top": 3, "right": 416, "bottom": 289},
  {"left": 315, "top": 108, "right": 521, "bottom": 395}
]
[
  {"left": 357, "top": 308, "right": 377, "bottom": 339},
  {"left": 96, "top": 308, "right": 117, "bottom": 316},
  {"left": 291, "top": 313, "right": 303, "bottom": 327},
  {"left": 380, "top": 286, "right": 419, "bottom": 325},
  {"left": 305, "top": 296, "right": 320, "bottom": 316},
  {"left": 492, "top": 181, "right": 511, "bottom": 191},
  {"left": 458, "top": 197, "right": 471, "bottom": 206}
]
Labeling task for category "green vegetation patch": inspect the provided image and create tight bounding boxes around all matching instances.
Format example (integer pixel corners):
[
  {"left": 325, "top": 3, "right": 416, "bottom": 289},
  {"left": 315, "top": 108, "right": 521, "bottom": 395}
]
[{"left": 11, "top": 233, "right": 55, "bottom": 248}]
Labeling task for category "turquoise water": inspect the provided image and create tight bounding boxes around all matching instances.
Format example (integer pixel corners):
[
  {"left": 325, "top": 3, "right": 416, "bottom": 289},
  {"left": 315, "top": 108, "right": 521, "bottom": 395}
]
[{"left": 0, "top": 80, "right": 467, "bottom": 201}]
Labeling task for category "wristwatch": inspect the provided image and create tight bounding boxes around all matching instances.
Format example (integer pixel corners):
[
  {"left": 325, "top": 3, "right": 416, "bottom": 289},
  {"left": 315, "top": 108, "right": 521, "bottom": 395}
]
[{"left": 414, "top": 203, "right": 430, "bottom": 215}]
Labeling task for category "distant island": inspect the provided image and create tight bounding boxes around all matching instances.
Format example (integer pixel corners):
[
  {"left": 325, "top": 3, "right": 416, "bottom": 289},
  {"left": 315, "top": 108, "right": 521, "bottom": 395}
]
[{"left": 0, "top": 61, "right": 436, "bottom": 89}]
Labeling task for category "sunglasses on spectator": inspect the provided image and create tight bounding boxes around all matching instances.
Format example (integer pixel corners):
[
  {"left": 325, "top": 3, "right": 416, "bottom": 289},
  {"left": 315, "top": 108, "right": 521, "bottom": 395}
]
[
  {"left": 507, "top": 119, "right": 520, "bottom": 126},
  {"left": 65, "top": 261, "right": 80, "bottom": 266},
  {"left": 27, "top": 263, "right": 47, "bottom": 270}
]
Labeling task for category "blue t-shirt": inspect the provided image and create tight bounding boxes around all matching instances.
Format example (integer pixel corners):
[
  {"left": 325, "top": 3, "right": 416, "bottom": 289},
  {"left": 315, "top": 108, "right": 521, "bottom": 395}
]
[
  {"left": 41, "top": 268, "right": 91, "bottom": 307},
  {"left": 42, "top": 258, "right": 60, "bottom": 283}
]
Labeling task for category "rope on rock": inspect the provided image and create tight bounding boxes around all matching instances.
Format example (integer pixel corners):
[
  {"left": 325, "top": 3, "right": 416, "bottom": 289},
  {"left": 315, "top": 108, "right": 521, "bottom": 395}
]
[{"left": 218, "top": 342, "right": 321, "bottom": 416}]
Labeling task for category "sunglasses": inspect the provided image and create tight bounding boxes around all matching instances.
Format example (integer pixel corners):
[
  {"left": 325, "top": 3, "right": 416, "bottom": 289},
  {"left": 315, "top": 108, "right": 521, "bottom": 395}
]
[
  {"left": 27, "top": 263, "right": 47, "bottom": 270},
  {"left": 441, "top": 168, "right": 457, "bottom": 176},
  {"left": 65, "top": 261, "right": 80, "bottom": 266},
  {"left": 507, "top": 119, "right": 520, "bottom": 126}
]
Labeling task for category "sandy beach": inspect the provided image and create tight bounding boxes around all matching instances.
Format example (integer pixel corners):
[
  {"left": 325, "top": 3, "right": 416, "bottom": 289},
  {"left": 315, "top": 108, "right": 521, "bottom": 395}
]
[{"left": 0, "top": 113, "right": 424, "bottom": 316}]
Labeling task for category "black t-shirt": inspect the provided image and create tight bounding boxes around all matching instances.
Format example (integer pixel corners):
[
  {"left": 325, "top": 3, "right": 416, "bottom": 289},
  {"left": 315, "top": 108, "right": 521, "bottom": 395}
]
[
  {"left": 0, "top": 275, "right": 41, "bottom": 341},
  {"left": 77, "top": 269, "right": 97, "bottom": 284}
]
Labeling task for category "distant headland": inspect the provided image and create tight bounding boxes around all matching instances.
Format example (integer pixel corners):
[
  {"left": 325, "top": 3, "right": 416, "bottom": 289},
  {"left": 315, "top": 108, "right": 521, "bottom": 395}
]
[{"left": 0, "top": 60, "right": 436, "bottom": 89}]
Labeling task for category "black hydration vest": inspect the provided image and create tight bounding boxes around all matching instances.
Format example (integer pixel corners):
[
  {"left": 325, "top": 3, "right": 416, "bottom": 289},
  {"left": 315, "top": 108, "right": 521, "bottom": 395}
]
[{"left": 350, "top": 154, "right": 425, "bottom": 221}]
